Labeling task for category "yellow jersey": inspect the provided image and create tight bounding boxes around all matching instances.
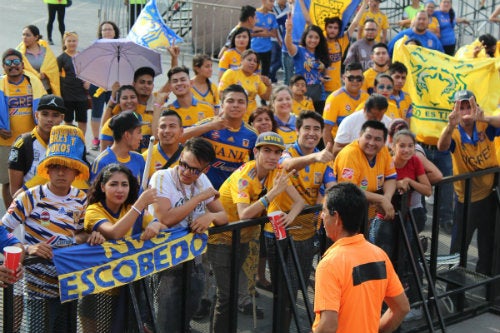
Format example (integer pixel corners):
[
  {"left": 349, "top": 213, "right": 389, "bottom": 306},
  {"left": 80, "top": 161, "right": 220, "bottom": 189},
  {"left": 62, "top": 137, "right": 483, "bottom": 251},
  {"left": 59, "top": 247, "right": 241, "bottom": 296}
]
[{"left": 323, "top": 88, "right": 369, "bottom": 138}]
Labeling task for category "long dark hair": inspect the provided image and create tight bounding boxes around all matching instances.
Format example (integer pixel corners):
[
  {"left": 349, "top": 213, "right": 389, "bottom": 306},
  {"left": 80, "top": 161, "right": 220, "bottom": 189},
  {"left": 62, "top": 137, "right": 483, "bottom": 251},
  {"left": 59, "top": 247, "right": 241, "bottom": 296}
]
[
  {"left": 87, "top": 164, "right": 139, "bottom": 207},
  {"left": 192, "top": 54, "right": 215, "bottom": 104},
  {"left": 230, "top": 27, "right": 251, "bottom": 50},
  {"left": 299, "top": 25, "right": 331, "bottom": 68}
]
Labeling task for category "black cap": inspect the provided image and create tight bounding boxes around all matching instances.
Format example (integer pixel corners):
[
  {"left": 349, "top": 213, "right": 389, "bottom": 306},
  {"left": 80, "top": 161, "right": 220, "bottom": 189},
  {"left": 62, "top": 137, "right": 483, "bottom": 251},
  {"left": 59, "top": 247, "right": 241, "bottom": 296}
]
[
  {"left": 109, "top": 111, "right": 147, "bottom": 135},
  {"left": 37, "top": 94, "right": 66, "bottom": 113},
  {"left": 454, "top": 90, "right": 475, "bottom": 102}
]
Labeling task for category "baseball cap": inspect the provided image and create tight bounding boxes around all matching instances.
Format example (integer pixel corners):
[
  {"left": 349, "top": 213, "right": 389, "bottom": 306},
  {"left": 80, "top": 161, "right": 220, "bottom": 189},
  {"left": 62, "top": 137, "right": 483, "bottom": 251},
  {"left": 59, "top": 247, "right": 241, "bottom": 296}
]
[
  {"left": 109, "top": 111, "right": 147, "bottom": 135},
  {"left": 424, "top": 0, "right": 436, "bottom": 5},
  {"left": 255, "top": 132, "right": 285, "bottom": 150},
  {"left": 37, "top": 94, "right": 66, "bottom": 113},
  {"left": 454, "top": 90, "right": 474, "bottom": 102}
]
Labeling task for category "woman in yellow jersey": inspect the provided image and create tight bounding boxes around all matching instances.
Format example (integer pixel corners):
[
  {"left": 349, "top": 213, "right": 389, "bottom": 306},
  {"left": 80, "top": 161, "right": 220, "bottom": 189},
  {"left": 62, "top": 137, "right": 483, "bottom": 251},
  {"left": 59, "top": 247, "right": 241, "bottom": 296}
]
[
  {"left": 356, "top": 74, "right": 401, "bottom": 120},
  {"left": 17, "top": 25, "right": 60, "bottom": 95},
  {"left": 249, "top": 107, "right": 278, "bottom": 134},
  {"left": 219, "top": 49, "right": 272, "bottom": 120},
  {"left": 218, "top": 27, "right": 251, "bottom": 81},
  {"left": 270, "top": 85, "right": 297, "bottom": 145},
  {"left": 289, "top": 74, "right": 315, "bottom": 115},
  {"left": 191, "top": 54, "right": 220, "bottom": 114},
  {"left": 99, "top": 85, "right": 152, "bottom": 151},
  {"left": 424, "top": 0, "right": 441, "bottom": 38},
  {"left": 80, "top": 163, "right": 163, "bottom": 333}
]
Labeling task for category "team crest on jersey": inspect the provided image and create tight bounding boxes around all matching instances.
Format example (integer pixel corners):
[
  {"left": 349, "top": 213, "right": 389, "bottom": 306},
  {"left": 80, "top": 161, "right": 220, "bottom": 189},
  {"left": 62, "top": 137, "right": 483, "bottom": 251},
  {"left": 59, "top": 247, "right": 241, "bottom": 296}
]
[
  {"left": 198, "top": 112, "right": 204, "bottom": 121},
  {"left": 8, "top": 149, "right": 18, "bottom": 163},
  {"left": 211, "top": 131, "right": 220, "bottom": 140},
  {"left": 238, "top": 191, "right": 249, "bottom": 199},
  {"left": 72, "top": 210, "right": 82, "bottom": 224},
  {"left": 360, "top": 178, "right": 368, "bottom": 190},
  {"left": 478, "top": 131, "right": 486, "bottom": 142},
  {"left": 242, "top": 139, "right": 249, "bottom": 147},
  {"left": 238, "top": 179, "right": 249, "bottom": 190},
  {"left": 341, "top": 168, "right": 354, "bottom": 180},
  {"left": 314, "top": 172, "right": 322, "bottom": 185},
  {"left": 377, "top": 175, "right": 384, "bottom": 190},
  {"left": 41, "top": 209, "right": 51, "bottom": 226},
  {"left": 345, "top": 105, "right": 351, "bottom": 111}
]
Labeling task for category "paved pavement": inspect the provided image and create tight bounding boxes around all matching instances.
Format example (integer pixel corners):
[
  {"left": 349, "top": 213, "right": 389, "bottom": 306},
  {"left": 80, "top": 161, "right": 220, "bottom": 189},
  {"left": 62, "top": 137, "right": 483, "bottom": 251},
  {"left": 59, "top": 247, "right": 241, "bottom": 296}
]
[{"left": 2, "top": 0, "right": 500, "bottom": 332}]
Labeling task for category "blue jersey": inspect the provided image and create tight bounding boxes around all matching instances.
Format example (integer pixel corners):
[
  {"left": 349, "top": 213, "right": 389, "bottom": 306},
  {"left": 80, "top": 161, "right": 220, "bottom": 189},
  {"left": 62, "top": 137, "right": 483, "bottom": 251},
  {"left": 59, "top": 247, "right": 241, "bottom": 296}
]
[
  {"left": 199, "top": 118, "right": 258, "bottom": 189},
  {"left": 434, "top": 11, "right": 456, "bottom": 46},
  {"left": 292, "top": 46, "right": 325, "bottom": 85},
  {"left": 388, "top": 28, "right": 444, "bottom": 55},
  {"left": 91, "top": 147, "right": 146, "bottom": 185},
  {"left": 252, "top": 10, "right": 278, "bottom": 53}
]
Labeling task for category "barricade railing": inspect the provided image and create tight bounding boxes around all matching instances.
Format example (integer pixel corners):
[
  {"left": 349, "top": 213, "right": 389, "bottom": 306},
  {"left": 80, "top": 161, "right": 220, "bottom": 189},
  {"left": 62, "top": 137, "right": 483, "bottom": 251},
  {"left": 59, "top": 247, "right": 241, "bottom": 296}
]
[{"left": 3, "top": 167, "right": 500, "bottom": 332}]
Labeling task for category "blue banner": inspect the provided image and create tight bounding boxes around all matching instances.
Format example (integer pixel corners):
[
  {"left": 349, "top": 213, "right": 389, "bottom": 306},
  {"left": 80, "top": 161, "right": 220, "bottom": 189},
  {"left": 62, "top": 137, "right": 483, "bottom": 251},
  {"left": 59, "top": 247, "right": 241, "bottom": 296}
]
[{"left": 53, "top": 227, "right": 207, "bottom": 303}]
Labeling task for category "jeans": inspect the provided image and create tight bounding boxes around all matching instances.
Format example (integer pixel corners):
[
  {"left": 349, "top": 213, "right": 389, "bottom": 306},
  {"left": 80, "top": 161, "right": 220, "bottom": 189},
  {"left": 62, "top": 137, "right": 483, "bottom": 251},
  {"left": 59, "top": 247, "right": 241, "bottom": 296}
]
[
  {"left": 89, "top": 85, "right": 111, "bottom": 121},
  {"left": 269, "top": 41, "right": 282, "bottom": 83},
  {"left": 155, "top": 260, "right": 205, "bottom": 333},
  {"left": 450, "top": 193, "right": 496, "bottom": 275},
  {"left": 208, "top": 243, "right": 249, "bottom": 332},
  {"left": 422, "top": 147, "right": 454, "bottom": 228},
  {"left": 281, "top": 51, "right": 295, "bottom": 85}
]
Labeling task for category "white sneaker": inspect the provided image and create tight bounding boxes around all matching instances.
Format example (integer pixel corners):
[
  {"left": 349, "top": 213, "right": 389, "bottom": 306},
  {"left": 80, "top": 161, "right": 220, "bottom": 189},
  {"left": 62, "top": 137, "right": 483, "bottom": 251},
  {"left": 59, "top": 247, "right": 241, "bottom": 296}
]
[{"left": 404, "top": 307, "right": 423, "bottom": 322}]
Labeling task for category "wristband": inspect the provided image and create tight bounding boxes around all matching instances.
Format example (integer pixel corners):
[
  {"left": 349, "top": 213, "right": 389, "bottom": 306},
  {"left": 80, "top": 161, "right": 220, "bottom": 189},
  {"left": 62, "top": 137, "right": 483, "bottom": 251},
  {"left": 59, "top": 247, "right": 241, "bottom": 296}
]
[{"left": 131, "top": 205, "right": 142, "bottom": 215}]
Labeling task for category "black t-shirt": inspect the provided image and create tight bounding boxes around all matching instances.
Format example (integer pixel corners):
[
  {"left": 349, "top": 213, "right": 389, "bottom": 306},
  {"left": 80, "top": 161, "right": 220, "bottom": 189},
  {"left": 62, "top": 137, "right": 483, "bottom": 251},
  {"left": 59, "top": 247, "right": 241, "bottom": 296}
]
[{"left": 57, "top": 52, "right": 87, "bottom": 102}]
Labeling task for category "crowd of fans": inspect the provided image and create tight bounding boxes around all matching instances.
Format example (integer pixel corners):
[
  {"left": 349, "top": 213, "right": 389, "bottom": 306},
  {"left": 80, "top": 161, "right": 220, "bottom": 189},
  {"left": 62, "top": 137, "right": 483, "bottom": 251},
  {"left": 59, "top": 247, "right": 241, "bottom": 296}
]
[{"left": 1, "top": 0, "right": 500, "bottom": 332}]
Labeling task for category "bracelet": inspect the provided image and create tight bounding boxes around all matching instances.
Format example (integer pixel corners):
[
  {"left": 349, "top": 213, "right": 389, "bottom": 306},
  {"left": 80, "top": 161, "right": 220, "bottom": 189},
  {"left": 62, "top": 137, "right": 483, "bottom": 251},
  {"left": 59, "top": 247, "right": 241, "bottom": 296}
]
[
  {"left": 131, "top": 205, "right": 142, "bottom": 215},
  {"left": 259, "top": 196, "right": 269, "bottom": 209}
]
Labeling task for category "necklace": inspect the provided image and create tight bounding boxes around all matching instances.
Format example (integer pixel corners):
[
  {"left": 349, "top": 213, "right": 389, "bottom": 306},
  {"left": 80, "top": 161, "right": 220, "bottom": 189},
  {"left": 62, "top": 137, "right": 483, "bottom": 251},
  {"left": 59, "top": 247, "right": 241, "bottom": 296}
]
[{"left": 173, "top": 167, "right": 197, "bottom": 225}]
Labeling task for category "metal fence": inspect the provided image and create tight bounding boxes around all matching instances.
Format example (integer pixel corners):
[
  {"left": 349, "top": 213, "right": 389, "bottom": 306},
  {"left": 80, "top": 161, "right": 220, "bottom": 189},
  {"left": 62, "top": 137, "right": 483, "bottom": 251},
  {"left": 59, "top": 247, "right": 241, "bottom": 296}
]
[
  {"left": 2, "top": 168, "right": 500, "bottom": 332},
  {"left": 97, "top": 0, "right": 500, "bottom": 59}
]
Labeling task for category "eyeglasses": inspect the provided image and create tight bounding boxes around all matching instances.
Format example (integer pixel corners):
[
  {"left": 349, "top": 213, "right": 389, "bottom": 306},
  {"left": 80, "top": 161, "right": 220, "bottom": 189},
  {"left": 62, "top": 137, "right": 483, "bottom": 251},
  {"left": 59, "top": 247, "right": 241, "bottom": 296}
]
[
  {"left": 179, "top": 159, "right": 208, "bottom": 175},
  {"left": 364, "top": 28, "right": 377, "bottom": 32},
  {"left": 377, "top": 84, "right": 393, "bottom": 90},
  {"left": 4, "top": 59, "right": 21, "bottom": 67},
  {"left": 346, "top": 75, "right": 363, "bottom": 82}
]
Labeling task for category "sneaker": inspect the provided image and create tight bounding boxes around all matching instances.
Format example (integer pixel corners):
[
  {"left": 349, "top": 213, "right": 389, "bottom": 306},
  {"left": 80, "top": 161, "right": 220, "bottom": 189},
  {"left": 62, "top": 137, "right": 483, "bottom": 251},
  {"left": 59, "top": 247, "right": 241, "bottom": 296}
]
[
  {"left": 192, "top": 298, "right": 211, "bottom": 320},
  {"left": 238, "top": 303, "right": 264, "bottom": 319},
  {"left": 91, "top": 138, "right": 100, "bottom": 150},
  {"left": 404, "top": 307, "right": 423, "bottom": 322}
]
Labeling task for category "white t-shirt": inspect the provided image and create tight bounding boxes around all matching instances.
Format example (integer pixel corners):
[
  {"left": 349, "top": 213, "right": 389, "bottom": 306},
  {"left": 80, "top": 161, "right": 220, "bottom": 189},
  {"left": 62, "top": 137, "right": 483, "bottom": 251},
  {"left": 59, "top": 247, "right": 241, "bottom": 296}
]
[
  {"left": 334, "top": 110, "right": 392, "bottom": 145},
  {"left": 149, "top": 167, "right": 215, "bottom": 228}
]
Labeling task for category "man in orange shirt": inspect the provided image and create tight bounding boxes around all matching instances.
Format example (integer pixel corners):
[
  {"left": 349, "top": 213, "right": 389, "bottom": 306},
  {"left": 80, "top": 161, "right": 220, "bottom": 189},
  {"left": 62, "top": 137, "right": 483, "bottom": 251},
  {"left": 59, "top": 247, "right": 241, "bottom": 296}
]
[{"left": 313, "top": 182, "right": 409, "bottom": 333}]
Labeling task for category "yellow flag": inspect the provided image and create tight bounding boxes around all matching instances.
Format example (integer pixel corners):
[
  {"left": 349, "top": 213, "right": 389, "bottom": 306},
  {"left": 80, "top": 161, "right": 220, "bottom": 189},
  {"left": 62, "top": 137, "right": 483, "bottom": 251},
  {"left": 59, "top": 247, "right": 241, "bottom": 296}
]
[{"left": 393, "top": 38, "right": 500, "bottom": 143}]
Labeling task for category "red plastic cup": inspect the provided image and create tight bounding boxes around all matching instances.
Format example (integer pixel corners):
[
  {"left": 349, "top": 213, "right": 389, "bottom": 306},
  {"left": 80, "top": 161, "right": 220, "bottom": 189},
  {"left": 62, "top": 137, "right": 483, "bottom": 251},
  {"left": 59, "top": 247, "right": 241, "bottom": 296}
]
[
  {"left": 3, "top": 246, "right": 22, "bottom": 271},
  {"left": 268, "top": 211, "right": 286, "bottom": 240}
]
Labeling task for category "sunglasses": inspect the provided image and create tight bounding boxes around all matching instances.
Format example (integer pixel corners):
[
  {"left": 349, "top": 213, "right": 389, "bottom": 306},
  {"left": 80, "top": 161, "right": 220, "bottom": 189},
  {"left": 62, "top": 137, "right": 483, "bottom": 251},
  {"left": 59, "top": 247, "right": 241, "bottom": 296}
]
[
  {"left": 179, "top": 159, "right": 208, "bottom": 175},
  {"left": 377, "top": 84, "right": 393, "bottom": 90},
  {"left": 346, "top": 75, "right": 363, "bottom": 82},
  {"left": 4, "top": 59, "right": 21, "bottom": 67}
]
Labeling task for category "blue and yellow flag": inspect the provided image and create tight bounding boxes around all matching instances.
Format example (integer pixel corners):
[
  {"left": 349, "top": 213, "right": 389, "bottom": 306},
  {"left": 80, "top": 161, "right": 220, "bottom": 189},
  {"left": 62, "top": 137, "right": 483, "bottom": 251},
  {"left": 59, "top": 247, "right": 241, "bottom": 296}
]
[
  {"left": 292, "top": 0, "right": 361, "bottom": 40},
  {"left": 53, "top": 227, "right": 207, "bottom": 302},
  {"left": 393, "top": 38, "right": 500, "bottom": 143},
  {"left": 127, "top": 0, "right": 183, "bottom": 51}
]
